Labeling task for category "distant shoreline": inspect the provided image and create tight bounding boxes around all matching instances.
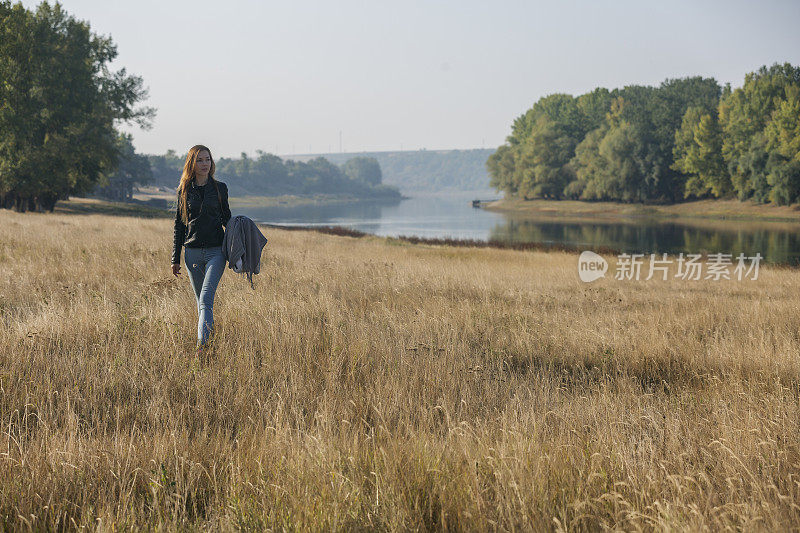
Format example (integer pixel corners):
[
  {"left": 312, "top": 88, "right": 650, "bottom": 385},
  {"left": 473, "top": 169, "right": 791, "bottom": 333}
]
[
  {"left": 228, "top": 193, "right": 408, "bottom": 209},
  {"left": 483, "top": 198, "right": 800, "bottom": 224},
  {"left": 128, "top": 186, "right": 408, "bottom": 210}
]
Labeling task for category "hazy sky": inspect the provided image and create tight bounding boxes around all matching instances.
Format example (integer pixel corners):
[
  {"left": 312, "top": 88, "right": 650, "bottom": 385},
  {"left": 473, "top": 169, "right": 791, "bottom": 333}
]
[{"left": 19, "top": 0, "right": 800, "bottom": 158}]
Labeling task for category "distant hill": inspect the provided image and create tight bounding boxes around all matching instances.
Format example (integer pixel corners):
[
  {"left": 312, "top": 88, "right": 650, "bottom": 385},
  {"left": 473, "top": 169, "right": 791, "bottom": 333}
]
[{"left": 285, "top": 149, "right": 498, "bottom": 196}]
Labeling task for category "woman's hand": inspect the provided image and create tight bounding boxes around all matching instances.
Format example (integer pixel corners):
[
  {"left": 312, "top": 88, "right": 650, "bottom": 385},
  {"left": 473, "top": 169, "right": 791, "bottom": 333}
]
[{"left": 172, "top": 263, "right": 181, "bottom": 277}]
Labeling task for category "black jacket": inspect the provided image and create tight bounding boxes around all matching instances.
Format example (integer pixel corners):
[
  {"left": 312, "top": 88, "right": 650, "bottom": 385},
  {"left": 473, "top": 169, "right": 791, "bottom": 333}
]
[{"left": 172, "top": 178, "right": 232, "bottom": 264}]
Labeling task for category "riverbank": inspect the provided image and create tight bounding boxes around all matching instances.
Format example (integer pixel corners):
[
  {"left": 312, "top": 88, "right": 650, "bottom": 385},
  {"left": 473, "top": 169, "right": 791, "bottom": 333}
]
[
  {"left": 484, "top": 197, "right": 800, "bottom": 223},
  {"left": 132, "top": 185, "right": 407, "bottom": 210},
  {"left": 229, "top": 193, "right": 406, "bottom": 208},
  {"left": 1, "top": 203, "right": 798, "bottom": 529},
  {"left": 62, "top": 192, "right": 405, "bottom": 219},
  {"left": 55, "top": 196, "right": 172, "bottom": 218}
]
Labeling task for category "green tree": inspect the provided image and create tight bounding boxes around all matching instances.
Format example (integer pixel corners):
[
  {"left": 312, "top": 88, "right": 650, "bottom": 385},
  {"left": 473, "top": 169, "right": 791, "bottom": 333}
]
[
  {"left": 766, "top": 155, "right": 800, "bottom": 205},
  {"left": 672, "top": 107, "right": 729, "bottom": 198},
  {"left": 731, "top": 133, "right": 771, "bottom": 202},
  {"left": 763, "top": 85, "right": 800, "bottom": 205},
  {"left": 487, "top": 145, "right": 517, "bottom": 196},
  {"left": 598, "top": 120, "right": 644, "bottom": 202},
  {"left": 575, "top": 88, "right": 613, "bottom": 133},
  {"left": 0, "top": 1, "right": 154, "bottom": 212},
  {"left": 647, "top": 77, "right": 721, "bottom": 200},
  {"left": 570, "top": 97, "right": 650, "bottom": 202},
  {"left": 765, "top": 84, "right": 800, "bottom": 163},
  {"left": 490, "top": 93, "right": 609, "bottom": 199},
  {"left": 148, "top": 149, "right": 183, "bottom": 187},
  {"left": 342, "top": 157, "right": 382, "bottom": 186},
  {"left": 514, "top": 116, "right": 577, "bottom": 199},
  {"left": 719, "top": 63, "right": 800, "bottom": 200},
  {"left": 569, "top": 125, "right": 610, "bottom": 199}
]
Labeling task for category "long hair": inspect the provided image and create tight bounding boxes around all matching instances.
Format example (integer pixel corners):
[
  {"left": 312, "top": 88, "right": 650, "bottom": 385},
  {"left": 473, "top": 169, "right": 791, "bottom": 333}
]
[{"left": 177, "top": 145, "right": 219, "bottom": 225}]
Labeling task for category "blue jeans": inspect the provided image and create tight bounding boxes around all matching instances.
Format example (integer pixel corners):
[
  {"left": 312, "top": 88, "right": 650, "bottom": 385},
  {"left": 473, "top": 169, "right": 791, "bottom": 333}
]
[{"left": 184, "top": 245, "right": 225, "bottom": 347}]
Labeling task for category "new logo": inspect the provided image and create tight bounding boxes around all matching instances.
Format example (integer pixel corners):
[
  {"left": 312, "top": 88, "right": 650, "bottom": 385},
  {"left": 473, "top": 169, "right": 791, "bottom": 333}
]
[{"left": 578, "top": 251, "right": 607, "bottom": 283}]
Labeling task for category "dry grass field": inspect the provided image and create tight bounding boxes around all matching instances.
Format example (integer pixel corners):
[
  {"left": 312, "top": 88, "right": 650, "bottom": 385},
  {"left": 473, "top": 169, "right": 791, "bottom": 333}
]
[{"left": 1, "top": 199, "right": 799, "bottom": 531}]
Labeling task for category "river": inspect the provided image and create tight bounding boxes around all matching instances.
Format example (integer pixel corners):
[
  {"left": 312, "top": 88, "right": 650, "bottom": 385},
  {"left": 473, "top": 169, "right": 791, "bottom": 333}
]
[{"left": 233, "top": 193, "right": 800, "bottom": 265}]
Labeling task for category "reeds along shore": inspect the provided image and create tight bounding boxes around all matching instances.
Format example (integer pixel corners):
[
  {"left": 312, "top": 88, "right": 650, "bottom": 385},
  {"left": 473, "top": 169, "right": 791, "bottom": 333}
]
[{"left": 1, "top": 205, "right": 799, "bottom": 531}]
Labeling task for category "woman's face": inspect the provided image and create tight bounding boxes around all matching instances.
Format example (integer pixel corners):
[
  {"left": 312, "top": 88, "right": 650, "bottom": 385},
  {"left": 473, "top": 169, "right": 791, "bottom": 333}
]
[{"left": 194, "top": 150, "right": 212, "bottom": 177}]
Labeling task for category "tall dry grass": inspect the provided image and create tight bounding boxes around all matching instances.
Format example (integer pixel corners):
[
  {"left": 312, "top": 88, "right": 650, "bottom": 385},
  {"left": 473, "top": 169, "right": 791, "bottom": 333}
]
[{"left": 1, "top": 200, "right": 799, "bottom": 531}]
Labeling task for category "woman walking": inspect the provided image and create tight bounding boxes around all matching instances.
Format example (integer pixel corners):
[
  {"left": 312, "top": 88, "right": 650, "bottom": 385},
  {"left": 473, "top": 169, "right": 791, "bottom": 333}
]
[{"left": 171, "top": 145, "right": 232, "bottom": 355}]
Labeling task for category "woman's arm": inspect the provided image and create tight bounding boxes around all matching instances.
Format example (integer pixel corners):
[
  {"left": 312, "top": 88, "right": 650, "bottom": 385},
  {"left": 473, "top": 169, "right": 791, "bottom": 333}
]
[
  {"left": 172, "top": 194, "right": 186, "bottom": 265},
  {"left": 220, "top": 182, "right": 232, "bottom": 228}
]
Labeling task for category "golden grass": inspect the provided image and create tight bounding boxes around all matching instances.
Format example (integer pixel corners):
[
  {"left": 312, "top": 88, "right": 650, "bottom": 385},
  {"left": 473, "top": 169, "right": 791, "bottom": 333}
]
[{"left": 1, "top": 202, "right": 799, "bottom": 531}]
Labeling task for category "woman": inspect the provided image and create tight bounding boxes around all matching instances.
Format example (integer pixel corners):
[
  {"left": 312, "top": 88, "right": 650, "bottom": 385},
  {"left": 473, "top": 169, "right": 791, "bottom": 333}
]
[{"left": 171, "top": 145, "right": 232, "bottom": 354}]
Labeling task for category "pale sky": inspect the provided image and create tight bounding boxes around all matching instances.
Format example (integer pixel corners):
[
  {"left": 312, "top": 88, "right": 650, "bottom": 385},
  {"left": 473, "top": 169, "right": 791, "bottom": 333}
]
[{"left": 20, "top": 0, "right": 800, "bottom": 158}]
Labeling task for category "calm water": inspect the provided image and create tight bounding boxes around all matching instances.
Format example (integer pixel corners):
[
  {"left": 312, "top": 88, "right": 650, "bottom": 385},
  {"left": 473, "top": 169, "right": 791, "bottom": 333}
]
[{"left": 235, "top": 195, "right": 800, "bottom": 265}]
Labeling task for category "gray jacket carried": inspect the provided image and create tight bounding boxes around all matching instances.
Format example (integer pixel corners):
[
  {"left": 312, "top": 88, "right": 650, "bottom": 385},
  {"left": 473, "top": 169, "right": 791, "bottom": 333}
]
[{"left": 221, "top": 215, "right": 269, "bottom": 289}]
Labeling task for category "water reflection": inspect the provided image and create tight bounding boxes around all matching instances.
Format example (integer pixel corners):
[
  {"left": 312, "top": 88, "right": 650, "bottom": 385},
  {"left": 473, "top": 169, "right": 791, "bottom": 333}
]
[
  {"left": 240, "top": 200, "right": 387, "bottom": 225},
  {"left": 235, "top": 194, "right": 507, "bottom": 241},
  {"left": 489, "top": 218, "right": 800, "bottom": 264},
  {"left": 233, "top": 195, "right": 800, "bottom": 265}
]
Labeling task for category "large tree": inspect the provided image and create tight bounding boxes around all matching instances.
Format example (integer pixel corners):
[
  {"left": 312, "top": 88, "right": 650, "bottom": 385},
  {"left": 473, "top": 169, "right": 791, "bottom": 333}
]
[
  {"left": 488, "top": 91, "right": 612, "bottom": 200},
  {"left": 0, "top": 1, "right": 154, "bottom": 212},
  {"left": 764, "top": 84, "right": 800, "bottom": 205},
  {"left": 719, "top": 63, "right": 800, "bottom": 202},
  {"left": 672, "top": 106, "right": 729, "bottom": 198}
]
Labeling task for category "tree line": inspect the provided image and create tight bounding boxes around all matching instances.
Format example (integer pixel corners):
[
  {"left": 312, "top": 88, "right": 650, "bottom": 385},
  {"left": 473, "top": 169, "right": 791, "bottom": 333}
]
[
  {"left": 149, "top": 151, "right": 400, "bottom": 200},
  {"left": 488, "top": 63, "right": 800, "bottom": 205}
]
